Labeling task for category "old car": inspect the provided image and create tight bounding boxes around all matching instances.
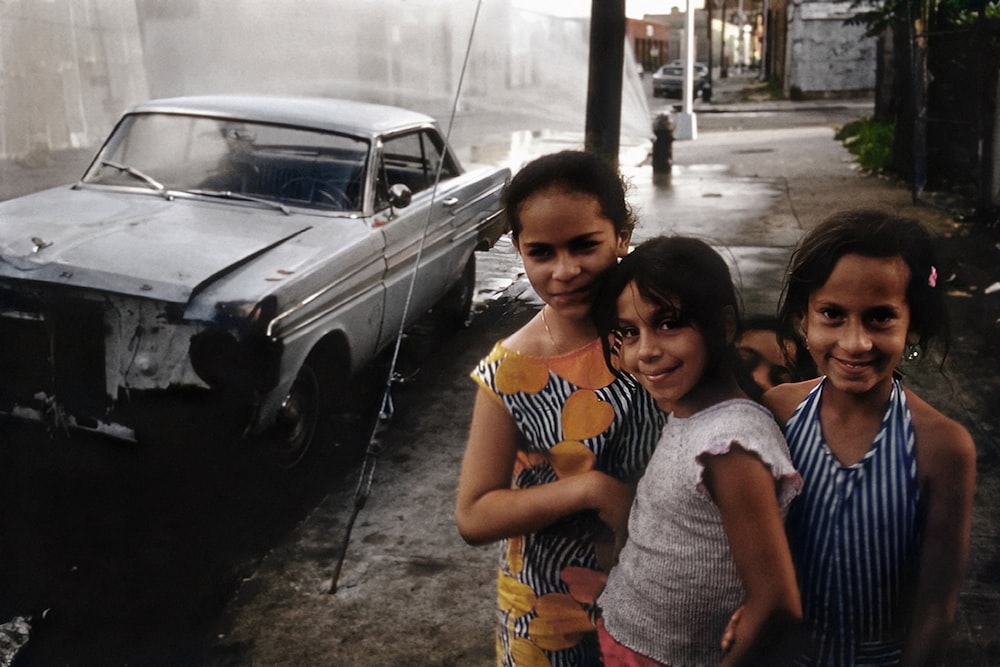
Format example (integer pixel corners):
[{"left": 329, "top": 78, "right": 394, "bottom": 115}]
[
  {"left": 652, "top": 62, "right": 711, "bottom": 100},
  {"left": 0, "top": 95, "right": 509, "bottom": 466}
]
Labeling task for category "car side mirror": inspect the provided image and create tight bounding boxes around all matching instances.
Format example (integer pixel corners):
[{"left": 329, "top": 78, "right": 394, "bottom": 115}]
[{"left": 388, "top": 183, "right": 412, "bottom": 209}]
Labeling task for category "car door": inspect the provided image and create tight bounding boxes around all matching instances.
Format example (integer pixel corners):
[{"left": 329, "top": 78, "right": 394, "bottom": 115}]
[{"left": 373, "top": 128, "right": 466, "bottom": 351}]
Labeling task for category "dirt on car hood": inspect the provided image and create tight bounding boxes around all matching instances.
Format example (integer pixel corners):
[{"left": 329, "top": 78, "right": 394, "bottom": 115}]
[{"left": 0, "top": 186, "right": 316, "bottom": 304}]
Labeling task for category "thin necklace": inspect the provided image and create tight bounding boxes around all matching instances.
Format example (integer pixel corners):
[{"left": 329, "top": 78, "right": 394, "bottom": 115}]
[{"left": 541, "top": 306, "right": 559, "bottom": 349}]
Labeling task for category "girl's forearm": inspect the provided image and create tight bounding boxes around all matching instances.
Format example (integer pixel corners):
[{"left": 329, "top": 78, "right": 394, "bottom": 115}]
[{"left": 456, "top": 471, "right": 609, "bottom": 545}]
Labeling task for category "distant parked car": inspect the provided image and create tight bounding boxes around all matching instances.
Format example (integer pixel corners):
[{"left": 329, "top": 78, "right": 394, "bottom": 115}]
[
  {"left": 0, "top": 95, "right": 510, "bottom": 466},
  {"left": 652, "top": 62, "right": 712, "bottom": 100}
]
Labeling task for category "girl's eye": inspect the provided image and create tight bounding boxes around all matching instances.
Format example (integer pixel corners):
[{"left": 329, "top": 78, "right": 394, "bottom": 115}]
[
  {"left": 614, "top": 325, "right": 639, "bottom": 341},
  {"left": 819, "top": 306, "right": 845, "bottom": 321},
  {"left": 657, "top": 317, "right": 683, "bottom": 331},
  {"left": 569, "top": 239, "right": 602, "bottom": 253},
  {"left": 867, "top": 307, "right": 898, "bottom": 326},
  {"left": 525, "top": 246, "right": 554, "bottom": 259}
]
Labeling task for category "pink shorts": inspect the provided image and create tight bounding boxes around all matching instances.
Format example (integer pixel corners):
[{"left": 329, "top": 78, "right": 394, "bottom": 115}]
[{"left": 596, "top": 618, "right": 667, "bottom": 667}]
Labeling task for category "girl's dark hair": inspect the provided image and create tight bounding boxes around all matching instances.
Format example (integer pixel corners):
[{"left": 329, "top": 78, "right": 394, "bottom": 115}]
[
  {"left": 778, "top": 208, "right": 949, "bottom": 359},
  {"left": 503, "top": 150, "right": 634, "bottom": 242},
  {"left": 593, "top": 235, "right": 743, "bottom": 388}
]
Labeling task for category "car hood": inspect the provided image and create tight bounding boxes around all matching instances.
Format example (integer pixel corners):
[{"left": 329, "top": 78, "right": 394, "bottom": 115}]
[{"left": 0, "top": 186, "right": 318, "bottom": 304}]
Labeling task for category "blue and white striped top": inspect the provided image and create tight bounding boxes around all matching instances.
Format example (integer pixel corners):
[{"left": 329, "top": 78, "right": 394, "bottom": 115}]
[{"left": 784, "top": 378, "right": 923, "bottom": 666}]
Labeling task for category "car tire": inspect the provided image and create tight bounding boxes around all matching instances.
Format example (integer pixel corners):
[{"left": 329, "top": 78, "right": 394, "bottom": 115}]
[
  {"left": 436, "top": 254, "right": 476, "bottom": 329},
  {"left": 263, "top": 360, "right": 322, "bottom": 469}
]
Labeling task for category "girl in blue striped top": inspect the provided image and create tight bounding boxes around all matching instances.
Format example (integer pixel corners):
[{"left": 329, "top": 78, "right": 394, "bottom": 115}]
[{"left": 764, "top": 209, "right": 976, "bottom": 665}]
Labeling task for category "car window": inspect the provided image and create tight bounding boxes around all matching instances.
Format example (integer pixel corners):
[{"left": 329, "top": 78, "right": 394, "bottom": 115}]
[
  {"left": 374, "top": 129, "right": 460, "bottom": 209},
  {"left": 82, "top": 113, "right": 369, "bottom": 211}
]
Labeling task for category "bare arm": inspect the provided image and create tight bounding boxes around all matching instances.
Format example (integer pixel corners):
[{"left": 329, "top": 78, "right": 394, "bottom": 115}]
[
  {"left": 719, "top": 381, "right": 815, "bottom": 653},
  {"left": 702, "top": 446, "right": 802, "bottom": 667},
  {"left": 454, "top": 388, "right": 633, "bottom": 545},
  {"left": 901, "top": 396, "right": 976, "bottom": 666}
]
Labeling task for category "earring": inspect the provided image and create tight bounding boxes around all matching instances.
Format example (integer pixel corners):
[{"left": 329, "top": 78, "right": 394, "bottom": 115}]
[{"left": 904, "top": 344, "right": 920, "bottom": 361}]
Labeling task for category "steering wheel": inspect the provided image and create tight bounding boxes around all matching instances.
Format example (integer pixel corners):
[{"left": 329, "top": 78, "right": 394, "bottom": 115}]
[{"left": 279, "top": 177, "right": 353, "bottom": 209}]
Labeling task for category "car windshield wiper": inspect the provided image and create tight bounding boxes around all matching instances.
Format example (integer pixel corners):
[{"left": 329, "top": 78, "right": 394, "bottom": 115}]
[
  {"left": 185, "top": 189, "right": 290, "bottom": 215},
  {"left": 100, "top": 160, "right": 173, "bottom": 200}
]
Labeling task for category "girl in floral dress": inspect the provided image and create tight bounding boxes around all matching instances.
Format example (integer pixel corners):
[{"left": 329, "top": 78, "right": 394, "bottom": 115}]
[{"left": 455, "top": 151, "right": 663, "bottom": 667}]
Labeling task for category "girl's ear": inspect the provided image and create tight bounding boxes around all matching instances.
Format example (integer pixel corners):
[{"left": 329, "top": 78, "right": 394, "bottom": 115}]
[
  {"left": 906, "top": 330, "right": 920, "bottom": 346},
  {"left": 722, "top": 306, "right": 738, "bottom": 345},
  {"left": 794, "top": 314, "right": 806, "bottom": 340},
  {"left": 616, "top": 230, "right": 632, "bottom": 258}
]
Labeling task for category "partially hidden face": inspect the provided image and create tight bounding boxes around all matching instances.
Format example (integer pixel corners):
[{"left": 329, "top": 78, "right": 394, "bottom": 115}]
[
  {"left": 801, "top": 253, "right": 912, "bottom": 396},
  {"left": 738, "top": 328, "right": 795, "bottom": 392},
  {"left": 515, "top": 186, "right": 630, "bottom": 320},
  {"left": 613, "top": 282, "right": 709, "bottom": 417}
]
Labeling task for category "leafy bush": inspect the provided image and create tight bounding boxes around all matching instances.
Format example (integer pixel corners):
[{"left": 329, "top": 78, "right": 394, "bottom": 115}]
[{"left": 836, "top": 118, "right": 895, "bottom": 174}]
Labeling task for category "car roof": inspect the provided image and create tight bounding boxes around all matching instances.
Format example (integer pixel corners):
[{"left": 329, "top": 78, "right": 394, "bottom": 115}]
[{"left": 127, "top": 95, "right": 437, "bottom": 137}]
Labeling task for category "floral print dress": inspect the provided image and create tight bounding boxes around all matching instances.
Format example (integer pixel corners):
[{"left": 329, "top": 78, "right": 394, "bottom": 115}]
[{"left": 471, "top": 339, "right": 663, "bottom": 667}]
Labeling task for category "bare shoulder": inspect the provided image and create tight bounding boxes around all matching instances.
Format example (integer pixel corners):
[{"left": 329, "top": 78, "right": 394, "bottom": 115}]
[
  {"left": 762, "top": 378, "right": 822, "bottom": 424},
  {"left": 501, "top": 315, "right": 545, "bottom": 355},
  {"left": 904, "top": 387, "right": 977, "bottom": 480}
]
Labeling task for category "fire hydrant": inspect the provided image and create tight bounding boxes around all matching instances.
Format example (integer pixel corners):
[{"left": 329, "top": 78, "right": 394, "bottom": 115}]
[{"left": 652, "top": 113, "right": 674, "bottom": 174}]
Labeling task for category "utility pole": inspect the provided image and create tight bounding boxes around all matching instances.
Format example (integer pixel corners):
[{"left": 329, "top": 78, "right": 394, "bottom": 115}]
[
  {"left": 585, "top": 0, "right": 625, "bottom": 166},
  {"left": 719, "top": 0, "right": 728, "bottom": 78},
  {"left": 707, "top": 0, "right": 715, "bottom": 94},
  {"left": 674, "top": 0, "right": 698, "bottom": 140}
]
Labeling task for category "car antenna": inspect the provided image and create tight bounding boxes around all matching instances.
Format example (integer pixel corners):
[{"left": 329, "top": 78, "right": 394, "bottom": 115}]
[{"left": 327, "top": 0, "right": 483, "bottom": 595}]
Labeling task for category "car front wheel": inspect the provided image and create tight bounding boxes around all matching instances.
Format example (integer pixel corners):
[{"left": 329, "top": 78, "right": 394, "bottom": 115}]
[{"left": 264, "top": 361, "right": 321, "bottom": 469}]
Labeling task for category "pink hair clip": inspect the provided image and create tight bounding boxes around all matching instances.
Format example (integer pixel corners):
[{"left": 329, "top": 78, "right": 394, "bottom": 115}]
[{"left": 928, "top": 266, "right": 938, "bottom": 288}]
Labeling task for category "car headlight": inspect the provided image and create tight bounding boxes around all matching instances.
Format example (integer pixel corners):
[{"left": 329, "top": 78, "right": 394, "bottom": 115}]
[{"left": 189, "top": 296, "right": 281, "bottom": 395}]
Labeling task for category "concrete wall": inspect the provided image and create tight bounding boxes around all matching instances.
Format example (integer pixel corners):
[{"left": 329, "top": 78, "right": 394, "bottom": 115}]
[
  {"left": 785, "top": 0, "right": 876, "bottom": 95},
  {"left": 0, "top": 0, "right": 652, "bottom": 163},
  {"left": 0, "top": 0, "right": 150, "bottom": 160}
]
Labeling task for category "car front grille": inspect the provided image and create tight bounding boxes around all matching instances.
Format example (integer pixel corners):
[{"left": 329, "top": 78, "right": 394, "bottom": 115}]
[{"left": 0, "top": 285, "right": 108, "bottom": 418}]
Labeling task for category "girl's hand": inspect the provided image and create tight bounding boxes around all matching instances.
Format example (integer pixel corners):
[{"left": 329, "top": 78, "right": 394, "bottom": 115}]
[
  {"left": 721, "top": 606, "right": 744, "bottom": 651},
  {"left": 585, "top": 470, "right": 634, "bottom": 535},
  {"left": 457, "top": 390, "right": 637, "bottom": 546},
  {"left": 582, "top": 470, "right": 635, "bottom": 571}
]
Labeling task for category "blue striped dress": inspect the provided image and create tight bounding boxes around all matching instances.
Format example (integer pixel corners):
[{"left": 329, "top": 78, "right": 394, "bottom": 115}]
[
  {"left": 784, "top": 378, "right": 922, "bottom": 666},
  {"left": 471, "top": 339, "right": 663, "bottom": 667}
]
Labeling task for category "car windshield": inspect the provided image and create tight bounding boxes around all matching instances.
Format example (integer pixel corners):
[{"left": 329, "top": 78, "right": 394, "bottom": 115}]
[{"left": 82, "top": 113, "right": 370, "bottom": 212}]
